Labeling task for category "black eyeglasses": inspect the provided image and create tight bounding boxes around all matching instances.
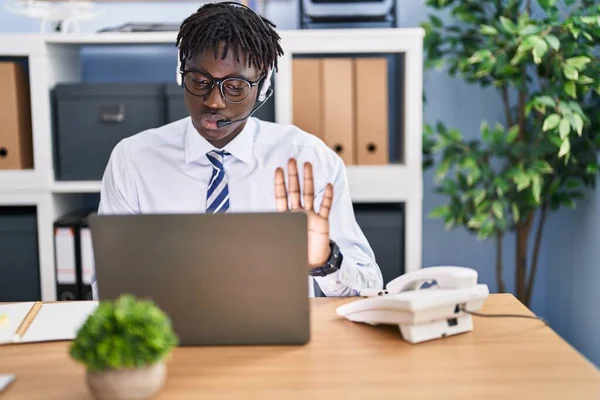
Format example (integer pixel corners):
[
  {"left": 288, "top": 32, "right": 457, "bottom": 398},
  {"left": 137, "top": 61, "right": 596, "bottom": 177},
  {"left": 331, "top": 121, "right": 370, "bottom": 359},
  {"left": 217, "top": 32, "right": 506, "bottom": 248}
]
[{"left": 182, "top": 70, "right": 264, "bottom": 103}]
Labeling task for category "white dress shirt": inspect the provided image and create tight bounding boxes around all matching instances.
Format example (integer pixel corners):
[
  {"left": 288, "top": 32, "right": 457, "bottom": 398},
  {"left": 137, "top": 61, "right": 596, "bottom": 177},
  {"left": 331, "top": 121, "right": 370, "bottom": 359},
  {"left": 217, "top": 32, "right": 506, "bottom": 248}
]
[{"left": 95, "top": 116, "right": 383, "bottom": 297}]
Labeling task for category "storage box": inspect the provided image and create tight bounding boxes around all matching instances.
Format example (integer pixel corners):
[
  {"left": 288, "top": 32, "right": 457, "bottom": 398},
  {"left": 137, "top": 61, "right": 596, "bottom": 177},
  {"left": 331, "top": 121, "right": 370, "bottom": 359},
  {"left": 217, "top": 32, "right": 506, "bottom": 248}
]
[
  {"left": 52, "top": 83, "right": 165, "bottom": 181},
  {"left": 354, "top": 203, "right": 405, "bottom": 286},
  {"left": 0, "top": 62, "right": 33, "bottom": 170},
  {"left": 0, "top": 206, "right": 40, "bottom": 302}
]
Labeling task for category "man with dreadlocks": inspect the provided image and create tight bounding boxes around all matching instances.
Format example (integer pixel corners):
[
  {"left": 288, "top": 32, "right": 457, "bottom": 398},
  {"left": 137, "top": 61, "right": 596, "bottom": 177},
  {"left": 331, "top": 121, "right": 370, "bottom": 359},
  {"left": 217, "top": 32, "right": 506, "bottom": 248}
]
[{"left": 97, "top": 1, "right": 383, "bottom": 297}]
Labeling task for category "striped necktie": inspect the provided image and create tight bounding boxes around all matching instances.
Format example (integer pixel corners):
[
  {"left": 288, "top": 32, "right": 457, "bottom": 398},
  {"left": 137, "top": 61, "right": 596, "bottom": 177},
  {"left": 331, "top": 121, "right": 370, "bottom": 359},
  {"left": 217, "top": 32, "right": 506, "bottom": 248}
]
[{"left": 206, "top": 150, "right": 230, "bottom": 213}]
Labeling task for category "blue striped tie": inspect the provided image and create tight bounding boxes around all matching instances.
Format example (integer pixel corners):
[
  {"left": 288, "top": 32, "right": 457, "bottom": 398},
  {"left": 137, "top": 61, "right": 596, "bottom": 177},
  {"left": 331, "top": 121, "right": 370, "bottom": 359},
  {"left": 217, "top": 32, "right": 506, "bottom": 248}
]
[{"left": 206, "top": 150, "right": 230, "bottom": 213}]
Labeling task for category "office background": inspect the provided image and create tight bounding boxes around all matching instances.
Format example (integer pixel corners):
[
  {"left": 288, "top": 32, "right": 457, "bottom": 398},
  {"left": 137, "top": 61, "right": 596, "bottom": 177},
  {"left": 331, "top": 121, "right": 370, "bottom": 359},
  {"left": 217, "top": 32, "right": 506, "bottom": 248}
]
[{"left": 0, "top": 0, "right": 597, "bottom": 368}]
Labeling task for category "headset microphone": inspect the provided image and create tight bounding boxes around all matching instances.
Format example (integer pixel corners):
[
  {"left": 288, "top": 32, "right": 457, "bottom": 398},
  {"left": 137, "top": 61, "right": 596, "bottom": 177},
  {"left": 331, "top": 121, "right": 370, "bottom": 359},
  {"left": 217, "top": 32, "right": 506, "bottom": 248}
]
[{"left": 216, "top": 87, "right": 273, "bottom": 128}]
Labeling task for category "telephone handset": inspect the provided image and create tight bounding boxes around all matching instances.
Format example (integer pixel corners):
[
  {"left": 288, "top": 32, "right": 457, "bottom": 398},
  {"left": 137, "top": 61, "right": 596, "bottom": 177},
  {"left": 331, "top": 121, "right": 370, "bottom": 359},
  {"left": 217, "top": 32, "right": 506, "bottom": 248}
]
[
  {"left": 336, "top": 266, "right": 489, "bottom": 344},
  {"left": 360, "top": 266, "right": 479, "bottom": 297}
]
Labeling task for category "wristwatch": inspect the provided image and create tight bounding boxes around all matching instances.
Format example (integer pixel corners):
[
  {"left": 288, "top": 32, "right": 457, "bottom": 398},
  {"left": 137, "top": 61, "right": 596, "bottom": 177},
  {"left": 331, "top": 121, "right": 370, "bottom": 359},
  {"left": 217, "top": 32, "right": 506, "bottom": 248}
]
[{"left": 309, "top": 240, "right": 343, "bottom": 277}]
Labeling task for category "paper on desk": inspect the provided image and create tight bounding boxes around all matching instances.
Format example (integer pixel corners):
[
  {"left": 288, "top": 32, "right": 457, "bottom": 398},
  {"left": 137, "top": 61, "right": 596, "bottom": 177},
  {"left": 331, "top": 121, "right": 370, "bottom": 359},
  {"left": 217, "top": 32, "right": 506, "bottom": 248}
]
[
  {"left": 0, "top": 301, "right": 99, "bottom": 344},
  {"left": 0, "top": 375, "right": 15, "bottom": 392},
  {"left": 21, "top": 301, "right": 99, "bottom": 343},
  {"left": 0, "top": 302, "right": 35, "bottom": 344}
]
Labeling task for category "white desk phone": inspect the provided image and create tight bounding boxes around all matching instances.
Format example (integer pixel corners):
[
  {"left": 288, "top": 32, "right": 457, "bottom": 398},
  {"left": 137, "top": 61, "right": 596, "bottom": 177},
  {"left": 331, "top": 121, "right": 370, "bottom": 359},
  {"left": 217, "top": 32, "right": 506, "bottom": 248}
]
[{"left": 336, "top": 266, "right": 490, "bottom": 344}]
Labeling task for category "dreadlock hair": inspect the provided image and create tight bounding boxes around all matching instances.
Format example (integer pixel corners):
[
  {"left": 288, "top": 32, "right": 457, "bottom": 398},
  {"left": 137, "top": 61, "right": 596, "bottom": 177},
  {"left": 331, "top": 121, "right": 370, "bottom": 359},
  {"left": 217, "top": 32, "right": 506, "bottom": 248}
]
[{"left": 176, "top": 2, "right": 284, "bottom": 74}]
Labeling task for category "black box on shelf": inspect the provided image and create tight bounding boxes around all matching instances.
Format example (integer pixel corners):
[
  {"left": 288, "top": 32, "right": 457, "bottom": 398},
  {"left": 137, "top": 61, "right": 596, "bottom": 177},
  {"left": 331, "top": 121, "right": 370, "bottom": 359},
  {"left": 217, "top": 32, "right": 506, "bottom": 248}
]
[
  {"left": 165, "top": 82, "right": 188, "bottom": 123},
  {"left": 0, "top": 206, "right": 41, "bottom": 302},
  {"left": 313, "top": 202, "right": 404, "bottom": 297},
  {"left": 52, "top": 83, "right": 165, "bottom": 181}
]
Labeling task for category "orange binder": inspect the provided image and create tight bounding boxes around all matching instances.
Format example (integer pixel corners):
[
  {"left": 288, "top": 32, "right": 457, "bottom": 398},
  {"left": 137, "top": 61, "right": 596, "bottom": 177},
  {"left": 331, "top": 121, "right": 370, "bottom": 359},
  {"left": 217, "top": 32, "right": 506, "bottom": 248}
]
[
  {"left": 292, "top": 58, "right": 323, "bottom": 140},
  {"left": 355, "top": 57, "right": 389, "bottom": 165},
  {"left": 0, "top": 62, "right": 33, "bottom": 170},
  {"left": 322, "top": 58, "right": 355, "bottom": 165}
]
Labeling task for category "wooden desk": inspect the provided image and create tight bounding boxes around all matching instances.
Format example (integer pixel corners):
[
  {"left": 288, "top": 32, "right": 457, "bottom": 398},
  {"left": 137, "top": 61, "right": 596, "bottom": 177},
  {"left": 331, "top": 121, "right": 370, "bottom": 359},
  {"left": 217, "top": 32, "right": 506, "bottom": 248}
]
[{"left": 0, "top": 294, "right": 598, "bottom": 399}]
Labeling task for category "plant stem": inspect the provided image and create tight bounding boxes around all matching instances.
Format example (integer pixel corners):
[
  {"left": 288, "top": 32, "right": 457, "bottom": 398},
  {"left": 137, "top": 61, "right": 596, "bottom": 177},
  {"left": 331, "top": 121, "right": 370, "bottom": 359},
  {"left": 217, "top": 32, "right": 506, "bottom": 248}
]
[
  {"left": 496, "top": 230, "right": 506, "bottom": 293},
  {"left": 501, "top": 86, "right": 514, "bottom": 127},
  {"left": 525, "top": 202, "right": 549, "bottom": 305},
  {"left": 516, "top": 212, "right": 534, "bottom": 304},
  {"left": 518, "top": 90, "right": 527, "bottom": 140}
]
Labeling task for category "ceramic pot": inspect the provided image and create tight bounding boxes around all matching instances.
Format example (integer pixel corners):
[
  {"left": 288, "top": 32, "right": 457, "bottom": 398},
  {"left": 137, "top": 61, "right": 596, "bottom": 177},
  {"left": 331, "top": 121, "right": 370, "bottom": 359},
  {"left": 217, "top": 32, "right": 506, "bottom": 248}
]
[{"left": 86, "top": 361, "right": 166, "bottom": 400}]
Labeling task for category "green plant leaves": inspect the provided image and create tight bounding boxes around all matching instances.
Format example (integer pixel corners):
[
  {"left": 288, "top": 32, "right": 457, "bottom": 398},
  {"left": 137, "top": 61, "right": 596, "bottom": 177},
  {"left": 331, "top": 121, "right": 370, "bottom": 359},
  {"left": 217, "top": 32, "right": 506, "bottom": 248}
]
[
  {"left": 566, "top": 56, "right": 591, "bottom": 70},
  {"left": 532, "top": 36, "right": 548, "bottom": 64},
  {"left": 564, "top": 81, "right": 577, "bottom": 98},
  {"left": 545, "top": 34, "right": 560, "bottom": 51},
  {"left": 563, "top": 64, "right": 579, "bottom": 80},
  {"left": 559, "top": 118, "right": 571, "bottom": 139},
  {"left": 480, "top": 25, "right": 498, "bottom": 35},
  {"left": 543, "top": 114, "right": 561, "bottom": 131},
  {"left": 421, "top": 0, "right": 600, "bottom": 241},
  {"left": 69, "top": 295, "right": 178, "bottom": 373},
  {"left": 559, "top": 138, "right": 571, "bottom": 158}
]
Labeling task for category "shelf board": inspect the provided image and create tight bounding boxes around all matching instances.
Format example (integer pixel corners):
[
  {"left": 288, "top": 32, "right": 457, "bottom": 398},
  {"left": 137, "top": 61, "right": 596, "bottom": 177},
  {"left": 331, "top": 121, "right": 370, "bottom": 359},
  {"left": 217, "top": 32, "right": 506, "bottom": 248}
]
[
  {"left": 51, "top": 181, "right": 102, "bottom": 193},
  {"left": 41, "top": 28, "right": 424, "bottom": 49},
  {"left": 0, "top": 170, "right": 47, "bottom": 191},
  {"left": 0, "top": 34, "right": 44, "bottom": 56},
  {"left": 44, "top": 32, "right": 177, "bottom": 45},
  {"left": 48, "top": 165, "right": 420, "bottom": 201},
  {"left": 346, "top": 165, "right": 421, "bottom": 203}
]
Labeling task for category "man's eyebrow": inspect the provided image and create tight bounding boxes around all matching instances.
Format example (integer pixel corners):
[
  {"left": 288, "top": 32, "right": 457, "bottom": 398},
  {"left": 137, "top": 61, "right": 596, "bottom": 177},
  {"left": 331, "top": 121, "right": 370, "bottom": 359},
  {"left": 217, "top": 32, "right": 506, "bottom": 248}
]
[{"left": 185, "top": 65, "right": 259, "bottom": 81}]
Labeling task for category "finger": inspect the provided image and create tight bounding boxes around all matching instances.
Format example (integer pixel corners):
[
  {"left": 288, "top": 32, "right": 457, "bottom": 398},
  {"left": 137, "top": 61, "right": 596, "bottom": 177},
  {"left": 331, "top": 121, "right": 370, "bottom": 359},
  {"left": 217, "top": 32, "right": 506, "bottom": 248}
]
[
  {"left": 318, "top": 183, "right": 334, "bottom": 219},
  {"left": 303, "top": 162, "right": 314, "bottom": 212},
  {"left": 288, "top": 158, "right": 302, "bottom": 211},
  {"left": 274, "top": 167, "right": 288, "bottom": 212}
]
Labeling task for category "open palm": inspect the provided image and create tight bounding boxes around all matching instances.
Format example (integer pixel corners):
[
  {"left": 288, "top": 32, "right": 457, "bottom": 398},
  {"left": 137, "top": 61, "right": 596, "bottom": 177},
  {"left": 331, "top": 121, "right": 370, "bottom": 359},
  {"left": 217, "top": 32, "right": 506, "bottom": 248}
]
[{"left": 274, "top": 158, "right": 334, "bottom": 268}]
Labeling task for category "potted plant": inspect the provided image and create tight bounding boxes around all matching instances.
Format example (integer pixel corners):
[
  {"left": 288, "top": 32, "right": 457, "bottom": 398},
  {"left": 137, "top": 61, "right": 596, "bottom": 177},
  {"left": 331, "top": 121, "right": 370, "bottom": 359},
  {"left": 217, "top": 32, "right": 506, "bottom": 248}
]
[
  {"left": 421, "top": 0, "right": 600, "bottom": 306},
  {"left": 69, "top": 294, "right": 178, "bottom": 400}
]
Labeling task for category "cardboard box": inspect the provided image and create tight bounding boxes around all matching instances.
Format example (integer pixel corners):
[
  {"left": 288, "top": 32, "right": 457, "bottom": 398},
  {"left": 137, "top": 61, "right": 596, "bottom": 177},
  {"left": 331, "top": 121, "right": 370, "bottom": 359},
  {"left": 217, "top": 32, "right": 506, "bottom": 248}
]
[{"left": 0, "top": 62, "right": 33, "bottom": 170}]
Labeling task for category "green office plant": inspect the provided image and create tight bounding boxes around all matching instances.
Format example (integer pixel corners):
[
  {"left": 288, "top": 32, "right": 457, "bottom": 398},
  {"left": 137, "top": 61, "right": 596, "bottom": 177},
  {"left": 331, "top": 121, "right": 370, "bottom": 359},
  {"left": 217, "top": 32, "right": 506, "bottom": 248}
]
[
  {"left": 70, "top": 294, "right": 178, "bottom": 400},
  {"left": 421, "top": 0, "right": 600, "bottom": 306}
]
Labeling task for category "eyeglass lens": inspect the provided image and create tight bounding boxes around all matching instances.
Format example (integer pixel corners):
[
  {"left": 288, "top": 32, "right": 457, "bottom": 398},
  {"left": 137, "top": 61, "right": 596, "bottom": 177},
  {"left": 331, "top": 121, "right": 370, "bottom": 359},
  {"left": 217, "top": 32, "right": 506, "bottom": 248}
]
[{"left": 184, "top": 72, "right": 251, "bottom": 102}]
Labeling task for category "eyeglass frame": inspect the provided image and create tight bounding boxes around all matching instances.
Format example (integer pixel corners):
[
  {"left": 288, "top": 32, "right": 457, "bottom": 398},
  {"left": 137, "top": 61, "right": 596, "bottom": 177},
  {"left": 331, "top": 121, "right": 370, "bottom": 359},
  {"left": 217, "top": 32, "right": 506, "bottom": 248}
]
[{"left": 180, "top": 69, "right": 266, "bottom": 104}]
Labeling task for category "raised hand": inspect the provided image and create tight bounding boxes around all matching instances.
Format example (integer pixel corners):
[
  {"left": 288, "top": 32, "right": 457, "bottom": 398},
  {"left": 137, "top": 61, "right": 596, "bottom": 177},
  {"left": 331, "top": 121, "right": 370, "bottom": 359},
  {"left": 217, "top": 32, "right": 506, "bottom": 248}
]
[{"left": 275, "top": 158, "right": 334, "bottom": 268}]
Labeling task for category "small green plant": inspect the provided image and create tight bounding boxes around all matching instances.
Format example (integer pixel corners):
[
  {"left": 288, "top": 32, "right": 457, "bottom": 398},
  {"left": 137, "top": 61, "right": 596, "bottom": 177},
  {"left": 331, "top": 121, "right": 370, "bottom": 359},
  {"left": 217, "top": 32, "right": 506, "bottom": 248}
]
[{"left": 70, "top": 294, "right": 178, "bottom": 373}]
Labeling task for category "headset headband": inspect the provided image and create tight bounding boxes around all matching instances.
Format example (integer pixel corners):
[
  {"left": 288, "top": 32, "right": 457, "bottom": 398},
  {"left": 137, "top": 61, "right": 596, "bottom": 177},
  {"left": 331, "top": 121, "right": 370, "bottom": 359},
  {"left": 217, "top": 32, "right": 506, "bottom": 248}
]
[{"left": 176, "top": 1, "right": 273, "bottom": 102}]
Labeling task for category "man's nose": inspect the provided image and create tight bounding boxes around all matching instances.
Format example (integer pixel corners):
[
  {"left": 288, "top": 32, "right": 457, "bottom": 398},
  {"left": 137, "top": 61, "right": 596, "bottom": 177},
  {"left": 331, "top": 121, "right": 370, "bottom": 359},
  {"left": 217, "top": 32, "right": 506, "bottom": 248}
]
[{"left": 203, "top": 84, "right": 226, "bottom": 109}]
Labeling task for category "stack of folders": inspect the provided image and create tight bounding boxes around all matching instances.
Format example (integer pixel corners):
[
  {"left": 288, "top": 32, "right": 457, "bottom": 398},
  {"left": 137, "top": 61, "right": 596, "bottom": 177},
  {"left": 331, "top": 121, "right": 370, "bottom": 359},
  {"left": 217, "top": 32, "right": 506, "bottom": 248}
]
[{"left": 54, "top": 209, "right": 97, "bottom": 301}]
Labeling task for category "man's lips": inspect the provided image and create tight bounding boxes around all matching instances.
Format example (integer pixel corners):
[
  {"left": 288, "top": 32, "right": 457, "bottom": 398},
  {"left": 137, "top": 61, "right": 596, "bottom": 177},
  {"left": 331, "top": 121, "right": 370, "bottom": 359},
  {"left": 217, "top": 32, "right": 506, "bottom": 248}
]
[
  {"left": 200, "top": 114, "right": 226, "bottom": 122},
  {"left": 198, "top": 114, "right": 228, "bottom": 130}
]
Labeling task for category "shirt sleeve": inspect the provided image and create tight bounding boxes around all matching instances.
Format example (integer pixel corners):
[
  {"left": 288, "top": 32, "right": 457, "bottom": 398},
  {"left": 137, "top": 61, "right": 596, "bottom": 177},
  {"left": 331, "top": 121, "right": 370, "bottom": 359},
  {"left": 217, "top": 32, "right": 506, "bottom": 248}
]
[
  {"left": 92, "top": 140, "right": 139, "bottom": 300},
  {"left": 98, "top": 140, "right": 140, "bottom": 216},
  {"left": 313, "top": 155, "right": 384, "bottom": 297}
]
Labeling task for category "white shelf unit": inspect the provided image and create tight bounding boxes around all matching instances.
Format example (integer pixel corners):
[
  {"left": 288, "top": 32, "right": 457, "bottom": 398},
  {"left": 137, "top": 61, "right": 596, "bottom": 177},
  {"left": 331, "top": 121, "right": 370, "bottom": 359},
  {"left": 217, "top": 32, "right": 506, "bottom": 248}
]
[{"left": 0, "top": 28, "right": 424, "bottom": 301}]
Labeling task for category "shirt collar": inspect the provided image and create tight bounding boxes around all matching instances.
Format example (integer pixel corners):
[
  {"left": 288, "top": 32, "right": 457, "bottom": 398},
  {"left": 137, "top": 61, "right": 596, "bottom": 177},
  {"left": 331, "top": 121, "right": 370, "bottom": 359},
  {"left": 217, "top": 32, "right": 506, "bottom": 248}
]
[{"left": 184, "top": 117, "right": 256, "bottom": 165}]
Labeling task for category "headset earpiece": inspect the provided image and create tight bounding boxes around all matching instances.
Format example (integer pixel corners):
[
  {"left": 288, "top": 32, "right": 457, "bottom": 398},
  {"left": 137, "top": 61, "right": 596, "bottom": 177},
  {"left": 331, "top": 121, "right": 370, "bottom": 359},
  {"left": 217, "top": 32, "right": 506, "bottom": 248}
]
[
  {"left": 258, "top": 68, "right": 273, "bottom": 102},
  {"left": 176, "top": 48, "right": 183, "bottom": 86}
]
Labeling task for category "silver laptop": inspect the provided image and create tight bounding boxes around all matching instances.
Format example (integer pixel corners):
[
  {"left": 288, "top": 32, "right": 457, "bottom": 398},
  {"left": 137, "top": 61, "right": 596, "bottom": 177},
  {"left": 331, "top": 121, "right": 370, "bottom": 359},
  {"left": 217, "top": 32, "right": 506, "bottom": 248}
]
[{"left": 88, "top": 212, "right": 310, "bottom": 346}]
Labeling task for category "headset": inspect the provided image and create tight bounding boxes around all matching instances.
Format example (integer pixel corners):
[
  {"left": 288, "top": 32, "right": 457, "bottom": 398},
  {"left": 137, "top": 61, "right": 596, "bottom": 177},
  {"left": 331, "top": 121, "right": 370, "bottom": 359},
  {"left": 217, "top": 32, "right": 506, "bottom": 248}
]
[{"left": 175, "top": 1, "right": 274, "bottom": 127}]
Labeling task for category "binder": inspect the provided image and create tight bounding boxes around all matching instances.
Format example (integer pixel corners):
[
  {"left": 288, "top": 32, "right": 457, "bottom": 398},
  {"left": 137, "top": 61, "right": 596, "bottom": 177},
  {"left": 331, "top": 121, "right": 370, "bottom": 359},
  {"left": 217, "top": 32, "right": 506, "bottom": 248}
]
[
  {"left": 54, "top": 209, "right": 97, "bottom": 301},
  {"left": 355, "top": 57, "right": 389, "bottom": 164},
  {"left": 292, "top": 58, "right": 324, "bottom": 140},
  {"left": 0, "top": 62, "right": 33, "bottom": 170},
  {"left": 322, "top": 58, "right": 356, "bottom": 165}
]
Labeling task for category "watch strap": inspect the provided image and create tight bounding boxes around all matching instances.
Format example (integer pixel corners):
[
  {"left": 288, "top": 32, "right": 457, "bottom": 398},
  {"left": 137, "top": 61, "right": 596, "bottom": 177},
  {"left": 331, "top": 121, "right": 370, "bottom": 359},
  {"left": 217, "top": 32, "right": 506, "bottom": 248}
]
[{"left": 309, "top": 240, "right": 343, "bottom": 277}]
